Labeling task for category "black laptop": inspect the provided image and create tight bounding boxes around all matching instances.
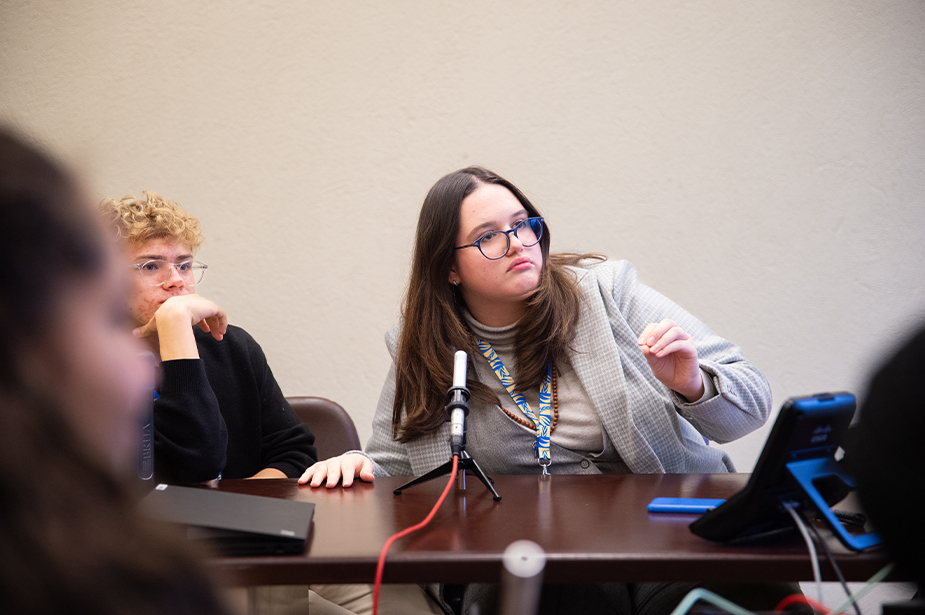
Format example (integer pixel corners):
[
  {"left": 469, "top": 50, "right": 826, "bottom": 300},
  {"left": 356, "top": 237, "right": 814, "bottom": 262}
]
[{"left": 141, "top": 483, "right": 314, "bottom": 556}]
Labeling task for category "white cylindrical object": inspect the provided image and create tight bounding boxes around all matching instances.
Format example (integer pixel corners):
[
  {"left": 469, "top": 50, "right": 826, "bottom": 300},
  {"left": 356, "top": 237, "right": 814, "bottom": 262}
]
[
  {"left": 450, "top": 408, "right": 465, "bottom": 436},
  {"left": 452, "top": 350, "right": 468, "bottom": 388},
  {"left": 499, "top": 540, "right": 545, "bottom": 615}
]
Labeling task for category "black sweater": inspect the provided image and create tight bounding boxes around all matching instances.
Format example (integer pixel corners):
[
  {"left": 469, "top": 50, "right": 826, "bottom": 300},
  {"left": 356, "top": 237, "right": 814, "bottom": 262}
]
[{"left": 153, "top": 325, "right": 316, "bottom": 483}]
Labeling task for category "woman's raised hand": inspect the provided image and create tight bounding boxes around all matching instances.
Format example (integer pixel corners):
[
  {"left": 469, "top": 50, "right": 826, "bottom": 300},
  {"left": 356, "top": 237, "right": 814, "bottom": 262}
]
[
  {"left": 637, "top": 318, "right": 705, "bottom": 402},
  {"left": 298, "top": 453, "right": 375, "bottom": 488}
]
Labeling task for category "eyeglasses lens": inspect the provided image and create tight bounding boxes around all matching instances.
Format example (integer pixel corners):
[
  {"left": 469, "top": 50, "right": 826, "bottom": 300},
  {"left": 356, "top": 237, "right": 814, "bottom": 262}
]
[
  {"left": 479, "top": 232, "right": 508, "bottom": 259},
  {"left": 139, "top": 260, "right": 205, "bottom": 285},
  {"left": 477, "top": 218, "right": 544, "bottom": 259},
  {"left": 520, "top": 218, "right": 542, "bottom": 246}
]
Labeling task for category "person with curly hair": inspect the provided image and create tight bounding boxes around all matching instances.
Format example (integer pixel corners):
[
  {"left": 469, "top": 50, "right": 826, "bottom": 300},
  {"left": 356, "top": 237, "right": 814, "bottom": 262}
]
[{"left": 99, "top": 191, "right": 317, "bottom": 483}]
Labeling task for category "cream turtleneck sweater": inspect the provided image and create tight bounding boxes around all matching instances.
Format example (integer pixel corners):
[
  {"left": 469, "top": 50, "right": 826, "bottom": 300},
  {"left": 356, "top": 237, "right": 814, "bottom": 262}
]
[{"left": 464, "top": 310, "right": 607, "bottom": 456}]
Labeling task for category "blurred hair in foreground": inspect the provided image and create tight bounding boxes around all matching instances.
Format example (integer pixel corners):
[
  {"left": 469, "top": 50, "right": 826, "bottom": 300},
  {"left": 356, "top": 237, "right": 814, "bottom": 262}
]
[
  {"left": 0, "top": 128, "right": 231, "bottom": 615},
  {"left": 856, "top": 326, "right": 925, "bottom": 592}
]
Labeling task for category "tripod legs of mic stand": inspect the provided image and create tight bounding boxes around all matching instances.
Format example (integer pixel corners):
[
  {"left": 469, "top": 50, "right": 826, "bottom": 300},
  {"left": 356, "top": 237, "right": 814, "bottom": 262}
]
[
  {"left": 458, "top": 451, "right": 501, "bottom": 501},
  {"left": 393, "top": 451, "right": 502, "bottom": 501}
]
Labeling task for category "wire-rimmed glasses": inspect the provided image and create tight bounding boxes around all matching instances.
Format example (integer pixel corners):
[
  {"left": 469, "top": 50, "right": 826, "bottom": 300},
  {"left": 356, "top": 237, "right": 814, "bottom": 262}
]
[
  {"left": 130, "top": 259, "right": 208, "bottom": 286},
  {"left": 454, "top": 217, "right": 544, "bottom": 260}
]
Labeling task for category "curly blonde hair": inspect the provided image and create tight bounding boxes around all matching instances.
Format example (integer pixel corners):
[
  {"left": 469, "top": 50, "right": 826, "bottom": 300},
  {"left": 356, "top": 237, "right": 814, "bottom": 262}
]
[{"left": 98, "top": 191, "right": 203, "bottom": 252}]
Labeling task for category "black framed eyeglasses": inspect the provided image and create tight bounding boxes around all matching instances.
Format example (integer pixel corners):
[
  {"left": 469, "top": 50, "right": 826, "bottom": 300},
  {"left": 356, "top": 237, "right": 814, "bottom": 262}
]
[
  {"left": 130, "top": 259, "right": 208, "bottom": 286},
  {"left": 454, "top": 217, "right": 544, "bottom": 260}
]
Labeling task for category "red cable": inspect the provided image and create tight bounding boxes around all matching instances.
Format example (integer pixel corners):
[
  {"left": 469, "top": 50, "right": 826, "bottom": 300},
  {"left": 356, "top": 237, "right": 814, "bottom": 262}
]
[
  {"left": 775, "top": 593, "right": 846, "bottom": 614},
  {"left": 372, "top": 454, "right": 459, "bottom": 615}
]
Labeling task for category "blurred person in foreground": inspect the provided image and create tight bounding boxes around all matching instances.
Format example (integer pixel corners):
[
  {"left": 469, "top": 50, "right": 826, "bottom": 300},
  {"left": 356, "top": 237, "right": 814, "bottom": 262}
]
[
  {"left": 0, "top": 129, "right": 232, "bottom": 614},
  {"left": 856, "top": 326, "right": 925, "bottom": 599},
  {"left": 98, "top": 192, "right": 317, "bottom": 483}
]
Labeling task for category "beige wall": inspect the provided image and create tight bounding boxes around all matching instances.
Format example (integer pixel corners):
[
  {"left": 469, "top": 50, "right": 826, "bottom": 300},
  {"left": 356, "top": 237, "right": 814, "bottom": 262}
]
[{"left": 2, "top": 1, "right": 923, "bottom": 471}]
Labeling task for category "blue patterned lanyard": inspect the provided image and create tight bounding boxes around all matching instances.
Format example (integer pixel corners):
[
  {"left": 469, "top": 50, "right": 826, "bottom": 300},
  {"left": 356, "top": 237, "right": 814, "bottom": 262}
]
[{"left": 476, "top": 339, "right": 554, "bottom": 473}]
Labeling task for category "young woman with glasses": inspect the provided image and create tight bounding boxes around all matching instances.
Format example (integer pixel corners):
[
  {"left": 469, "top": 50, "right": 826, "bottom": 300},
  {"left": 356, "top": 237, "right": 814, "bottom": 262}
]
[{"left": 301, "top": 166, "right": 796, "bottom": 612}]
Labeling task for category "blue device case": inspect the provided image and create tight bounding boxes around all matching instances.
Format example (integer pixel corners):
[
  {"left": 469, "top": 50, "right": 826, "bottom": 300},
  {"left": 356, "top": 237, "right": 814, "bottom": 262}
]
[
  {"left": 647, "top": 497, "right": 726, "bottom": 514},
  {"left": 689, "top": 392, "right": 880, "bottom": 551}
]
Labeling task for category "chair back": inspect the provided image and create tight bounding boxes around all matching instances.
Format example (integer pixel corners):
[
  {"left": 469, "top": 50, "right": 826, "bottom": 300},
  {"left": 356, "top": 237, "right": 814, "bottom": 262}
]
[{"left": 286, "top": 396, "right": 361, "bottom": 461}]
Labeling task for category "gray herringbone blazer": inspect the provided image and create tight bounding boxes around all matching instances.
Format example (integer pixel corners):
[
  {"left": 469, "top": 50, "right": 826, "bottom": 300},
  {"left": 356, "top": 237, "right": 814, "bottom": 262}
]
[{"left": 363, "top": 260, "right": 771, "bottom": 476}]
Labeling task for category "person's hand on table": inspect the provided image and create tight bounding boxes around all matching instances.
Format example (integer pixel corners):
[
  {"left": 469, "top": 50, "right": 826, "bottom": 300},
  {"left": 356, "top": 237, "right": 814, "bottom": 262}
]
[
  {"left": 298, "top": 453, "right": 375, "bottom": 488},
  {"left": 248, "top": 467, "right": 288, "bottom": 479},
  {"left": 638, "top": 318, "right": 705, "bottom": 402}
]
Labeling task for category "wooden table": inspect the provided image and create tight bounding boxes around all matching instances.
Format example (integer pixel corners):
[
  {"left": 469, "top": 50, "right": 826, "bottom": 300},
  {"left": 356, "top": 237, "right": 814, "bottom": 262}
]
[{"left": 209, "top": 473, "right": 888, "bottom": 586}]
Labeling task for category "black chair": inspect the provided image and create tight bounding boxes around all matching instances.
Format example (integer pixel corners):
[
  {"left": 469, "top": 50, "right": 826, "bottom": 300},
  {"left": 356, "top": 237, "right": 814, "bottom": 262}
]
[{"left": 286, "top": 396, "right": 361, "bottom": 461}]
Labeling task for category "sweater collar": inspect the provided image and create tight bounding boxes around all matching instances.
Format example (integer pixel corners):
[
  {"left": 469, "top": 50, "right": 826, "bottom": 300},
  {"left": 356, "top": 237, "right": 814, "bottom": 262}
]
[{"left": 463, "top": 309, "right": 518, "bottom": 353}]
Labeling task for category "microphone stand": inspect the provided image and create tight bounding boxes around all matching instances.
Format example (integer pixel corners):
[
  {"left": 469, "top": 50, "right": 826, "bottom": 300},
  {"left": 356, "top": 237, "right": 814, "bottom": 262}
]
[{"left": 394, "top": 351, "right": 501, "bottom": 501}]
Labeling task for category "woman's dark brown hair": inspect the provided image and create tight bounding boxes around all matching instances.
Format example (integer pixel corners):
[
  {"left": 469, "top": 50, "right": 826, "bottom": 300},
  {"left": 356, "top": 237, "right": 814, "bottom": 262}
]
[
  {"left": 393, "top": 166, "right": 601, "bottom": 442},
  {"left": 0, "top": 129, "right": 229, "bottom": 615}
]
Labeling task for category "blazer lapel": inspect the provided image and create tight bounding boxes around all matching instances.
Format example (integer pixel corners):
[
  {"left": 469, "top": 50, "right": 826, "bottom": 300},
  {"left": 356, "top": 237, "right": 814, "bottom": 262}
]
[{"left": 569, "top": 269, "right": 665, "bottom": 473}]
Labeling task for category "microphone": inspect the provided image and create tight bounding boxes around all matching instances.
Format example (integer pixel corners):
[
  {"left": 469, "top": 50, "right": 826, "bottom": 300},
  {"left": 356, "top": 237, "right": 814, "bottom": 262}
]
[
  {"left": 448, "top": 350, "right": 471, "bottom": 455},
  {"left": 392, "top": 348, "right": 500, "bottom": 500}
]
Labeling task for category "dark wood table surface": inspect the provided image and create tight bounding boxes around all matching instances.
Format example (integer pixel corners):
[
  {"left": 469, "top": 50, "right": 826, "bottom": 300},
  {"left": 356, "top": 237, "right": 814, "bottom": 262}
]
[{"left": 209, "top": 473, "right": 888, "bottom": 586}]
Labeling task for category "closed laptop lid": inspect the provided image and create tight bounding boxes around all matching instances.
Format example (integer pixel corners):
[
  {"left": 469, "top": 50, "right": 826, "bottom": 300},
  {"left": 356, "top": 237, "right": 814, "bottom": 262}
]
[{"left": 141, "top": 484, "right": 314, "bottom": 555}]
